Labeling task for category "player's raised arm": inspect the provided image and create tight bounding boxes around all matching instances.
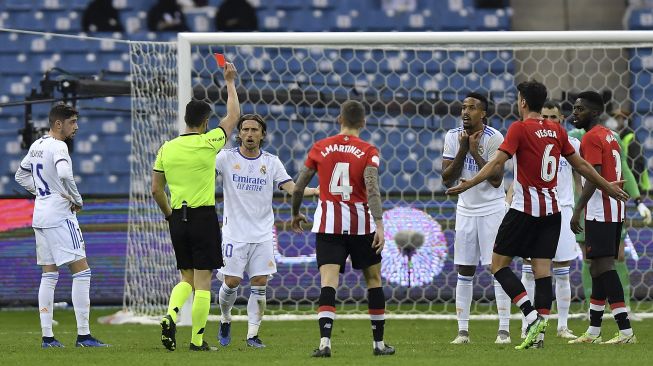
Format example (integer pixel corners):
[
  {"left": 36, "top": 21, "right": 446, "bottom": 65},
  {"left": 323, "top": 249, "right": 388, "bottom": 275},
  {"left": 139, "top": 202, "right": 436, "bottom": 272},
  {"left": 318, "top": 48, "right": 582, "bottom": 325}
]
[
  {"left": 441, "top": 130, "right": 469, "bottom": 188},
  {"left": 218, "top": 63, "right": 240, "bottom": 137}
]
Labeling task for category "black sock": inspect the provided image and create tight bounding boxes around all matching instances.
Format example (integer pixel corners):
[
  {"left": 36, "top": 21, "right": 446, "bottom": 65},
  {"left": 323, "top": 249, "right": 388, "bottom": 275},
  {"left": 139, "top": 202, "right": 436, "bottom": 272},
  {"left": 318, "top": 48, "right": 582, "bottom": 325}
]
[
  {"left": 42, "top": 336, "right": 55, "bottom": 342},
  {"left": 590, "top": 273, "right": 607, "bottom": 329},
  {"left": 534, "top": 276, "right": 553, "bottom": 317},
  {"left": 600, "top": 270, "right": 631, "bottom": 331},
  {"left": 368, "top": 287, "right": 385, "bottom": 342},
  {"left": 494, "top": 267, "right": 536, "bottom": 317},
  {"left": 318, "top": 287, "right": 336, "bottom": 339}
]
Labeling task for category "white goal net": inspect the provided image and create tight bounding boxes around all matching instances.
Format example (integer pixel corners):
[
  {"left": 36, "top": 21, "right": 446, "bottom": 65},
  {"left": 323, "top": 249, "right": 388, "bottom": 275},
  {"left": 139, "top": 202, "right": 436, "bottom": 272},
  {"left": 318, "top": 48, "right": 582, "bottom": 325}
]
[{"left": 124, "top": 32, "right": 653, "bottom": 320}]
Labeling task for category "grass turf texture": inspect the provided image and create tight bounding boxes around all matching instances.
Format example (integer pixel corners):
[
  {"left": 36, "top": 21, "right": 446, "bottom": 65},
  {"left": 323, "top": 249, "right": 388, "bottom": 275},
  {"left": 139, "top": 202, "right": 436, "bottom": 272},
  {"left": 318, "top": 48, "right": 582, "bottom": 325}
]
[{"left": 1, "top": 308, "right": 650, "bottom": 366}]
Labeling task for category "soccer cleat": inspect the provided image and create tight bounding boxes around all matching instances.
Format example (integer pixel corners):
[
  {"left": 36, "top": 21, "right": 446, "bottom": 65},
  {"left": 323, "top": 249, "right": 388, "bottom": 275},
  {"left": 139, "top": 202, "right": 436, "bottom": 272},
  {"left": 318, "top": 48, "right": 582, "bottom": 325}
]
[
  {"left": 495, "top": 330, "right": 511, "bottom": 344},
  {"left": 41, "top": 337, "right": 64, "bottom": 348},
  {"left": 189, "top": 341, "right": 218, "bottom": 351},
  {"left": 75, "top": 335, "right": 109, "bottom": 347},
  {"left": 568, "top": 332, "right": 602, "bottom": 344},
  {"left": 515, "top": 316, "right": 547, "bottom": 350},
  {"left": 450, "top": 330, "right": 470, "bottom": 344},
  {"left": 602, "top": 332, "right": 637, "bottom": 344},
  {"left": 246, "top": 336, "right": 266, "bottom": 348},
  {"left": 218, "top": 322, "right": 231, "bottom": 346},
  {"left": 311, "top": 346, "right": 331, "bottom": 357},
  {"left": 160, "top": 314, "right": 176, "bottom": 351},
  {"left": 373, "top": 344, "right": 395, "bottom": 356},
  {"left": 520, "top": 329, "right": 527, "bottom": 339},
  {"left": 557, "top": 327, "right": 577, "bottom": 339}
]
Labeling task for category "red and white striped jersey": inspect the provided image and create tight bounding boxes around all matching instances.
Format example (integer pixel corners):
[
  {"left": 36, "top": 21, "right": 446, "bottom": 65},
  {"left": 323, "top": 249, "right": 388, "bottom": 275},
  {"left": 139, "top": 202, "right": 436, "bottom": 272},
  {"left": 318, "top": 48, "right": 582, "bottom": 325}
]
[
  {"left": 581, "top": 125, "right": 625, "bottom": 222},
  {"left": 499, "top": 118, "right": 575, "bottom": 217},
  {"left": 304, "top": 134, "right": 380, "bottom": 235}
]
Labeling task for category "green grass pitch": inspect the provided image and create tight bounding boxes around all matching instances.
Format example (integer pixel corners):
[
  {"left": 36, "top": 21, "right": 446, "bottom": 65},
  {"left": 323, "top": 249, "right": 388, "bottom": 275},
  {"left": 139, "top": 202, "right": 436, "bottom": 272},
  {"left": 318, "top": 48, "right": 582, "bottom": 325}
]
[{"left": 1, "top": 308, "right": 650, "bottom": 366}]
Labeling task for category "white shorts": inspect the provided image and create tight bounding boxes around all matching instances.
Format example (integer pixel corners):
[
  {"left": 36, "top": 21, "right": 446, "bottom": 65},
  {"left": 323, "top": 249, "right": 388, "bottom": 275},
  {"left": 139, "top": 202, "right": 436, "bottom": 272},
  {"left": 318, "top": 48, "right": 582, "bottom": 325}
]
[
  {"left": 218, "top": 237, "right": 277, "bottom": 279},
  {"left": 454, "top": 210, "right": 504, "bottom": 266},
  {"left": 34, "top": 218, "right": 86, "bottom": 267},
  {"left": 554, "top": 205, "right": 579, "bottom": 262}
]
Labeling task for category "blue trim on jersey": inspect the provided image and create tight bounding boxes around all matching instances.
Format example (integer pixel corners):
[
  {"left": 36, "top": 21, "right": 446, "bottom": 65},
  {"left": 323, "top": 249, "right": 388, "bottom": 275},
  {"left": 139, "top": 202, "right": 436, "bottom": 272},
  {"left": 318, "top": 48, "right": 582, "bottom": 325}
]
[
  {"left": 41, "top": 135, "right": 51, "bottom": 140},
  {"left": 442, "top": 156, "right": 454, "bottom": 160},
  {"left": 54, "top": 158, "right": 68, "bottom": 166},
  {"left": 277, "top": 178, "right": 292, "bottom": 190},
  {"left": 237, "top": 148, "right": 262, "bottom": 161},
  {"left": 66, "top": 219, "right": 78, "bottom": 249},
  {"left": 448, "top": 127, "right": 464, "bottom": 134},
  {"left": 20, "top": 165, "right": 31, "bottom": 172}
]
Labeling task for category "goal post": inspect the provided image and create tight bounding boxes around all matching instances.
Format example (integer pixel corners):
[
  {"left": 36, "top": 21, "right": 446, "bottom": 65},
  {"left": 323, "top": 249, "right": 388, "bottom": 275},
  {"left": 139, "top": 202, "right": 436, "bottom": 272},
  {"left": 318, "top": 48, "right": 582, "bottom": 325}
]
[{"left": 120, "top": 31, "right": 653, "bottom": 323}]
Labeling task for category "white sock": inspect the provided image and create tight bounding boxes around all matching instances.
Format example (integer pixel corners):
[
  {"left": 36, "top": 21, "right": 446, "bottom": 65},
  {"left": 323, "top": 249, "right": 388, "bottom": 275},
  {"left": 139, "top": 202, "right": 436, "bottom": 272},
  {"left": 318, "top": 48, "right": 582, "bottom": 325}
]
[
  {"left": 520, "top": 265, "right": 535, "bottom": 333},
  {"left": 319, "top": 337, "right": 331, "bottom": 349},
  {"left": 71, "top": 269, "right": 91, "bottom": 336},
  {"left": 219, "top": 282, "right": 238, "bottom": 323},
  {"left": 494, "top": 278, "right": 511, "bottom": 332},
  {"left": 554, "top": 266, "right": 571, "bottom": 330},
  {"left": 455, "top": 275, "right": 473, "bottom": 332},
  {"left": 39, "top": 272, "right": 59, "bottom": 337},
  {"left": 247, "top": 285, "right": 266, "bottom": 339},
  {"left": 373, "top": 340, "right": 385, "bottom": 349}
]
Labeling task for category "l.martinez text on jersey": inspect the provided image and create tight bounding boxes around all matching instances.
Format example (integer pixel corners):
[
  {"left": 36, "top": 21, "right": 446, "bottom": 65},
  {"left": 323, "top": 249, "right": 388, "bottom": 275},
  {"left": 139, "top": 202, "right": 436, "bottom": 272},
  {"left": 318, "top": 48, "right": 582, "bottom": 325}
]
[{"left": 320, "top": 144, "right": 365, "bottom": 158}]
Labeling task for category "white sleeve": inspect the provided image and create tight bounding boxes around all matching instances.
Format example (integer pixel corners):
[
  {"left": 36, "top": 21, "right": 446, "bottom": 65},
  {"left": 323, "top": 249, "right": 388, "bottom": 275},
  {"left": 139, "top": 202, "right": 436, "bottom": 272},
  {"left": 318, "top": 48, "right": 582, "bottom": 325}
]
[
  {"left": 273, "top": 156, "right": 292, "bottom": 189},
  {"left": 215, "top": 150, "right": 226, "bottom": 175},
  {"left": 442, "top": 131, "right": 456, "bottom": 160},
  {"left": 56, "top": 159, "right": 83, "bottom": 207},
  {"left": 14, "top": 156, "right": 37, "bottom": 196},
  {"left": 487, "top": 132, "right": 505, "bottom": 161}
]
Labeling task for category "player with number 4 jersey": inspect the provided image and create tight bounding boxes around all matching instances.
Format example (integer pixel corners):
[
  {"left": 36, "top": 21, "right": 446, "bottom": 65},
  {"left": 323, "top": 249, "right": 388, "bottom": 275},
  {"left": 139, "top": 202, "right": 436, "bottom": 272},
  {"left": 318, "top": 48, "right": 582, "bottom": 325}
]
[{"left": 291, "top": 101, "right": 394, "bottom": 358}]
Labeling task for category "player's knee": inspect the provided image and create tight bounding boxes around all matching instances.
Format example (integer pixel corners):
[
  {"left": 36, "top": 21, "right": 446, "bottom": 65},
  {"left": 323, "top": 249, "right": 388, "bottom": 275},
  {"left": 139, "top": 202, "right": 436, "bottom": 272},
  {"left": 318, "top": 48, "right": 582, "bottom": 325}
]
[
  {"left": 224, "top": 276, "right": 242, "bottom": 288},
  {"left": 589, "top": 257, "right": 614, "bottom": 278},
  {"left": 249, "top": 276, "right": 267, "bottom": 287}
]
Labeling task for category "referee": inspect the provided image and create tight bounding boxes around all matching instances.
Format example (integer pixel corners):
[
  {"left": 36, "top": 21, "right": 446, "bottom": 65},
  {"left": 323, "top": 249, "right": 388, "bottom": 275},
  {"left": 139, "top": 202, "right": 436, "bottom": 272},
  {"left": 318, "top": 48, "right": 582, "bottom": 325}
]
[{"left": 152, "top": 63, "right": 239, "bottom": 352}]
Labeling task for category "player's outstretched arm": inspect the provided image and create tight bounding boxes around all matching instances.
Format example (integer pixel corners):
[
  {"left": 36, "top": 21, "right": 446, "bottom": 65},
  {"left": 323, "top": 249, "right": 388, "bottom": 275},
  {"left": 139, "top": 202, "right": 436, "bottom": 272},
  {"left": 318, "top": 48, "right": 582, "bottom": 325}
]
[
  {"left": 566, "top": 153, "right": 628, "bottom": 202},
  {"left": 280, "top": 181, "right": 319, "bottom": 197},
  {"left": 446, "top": 150, "right": 509, "bottom": 195},
  {"left": 152, "top": 171, "right": 172, "bottom": 219},
  {"left": 364, "top": 166, "right": 385, "bottom": 254},
  {"left": 291, "top": 166, "right": 317, "bottom": 232},
  {"left": 218, "top": 63, "right": 240, "bottom": 137}
]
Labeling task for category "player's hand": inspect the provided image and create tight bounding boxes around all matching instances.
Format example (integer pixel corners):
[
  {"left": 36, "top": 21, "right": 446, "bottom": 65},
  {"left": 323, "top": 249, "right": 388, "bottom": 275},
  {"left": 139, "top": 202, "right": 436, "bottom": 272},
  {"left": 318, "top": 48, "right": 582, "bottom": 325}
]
[
  {"left": 604, "top": 180, "right": 629, "bottom": 202},
  {"left": 571, "top": 210, "right": 583, "bottom": 234},
  {"left": 637, "top": 202, "right": 652, "bottom": 225},
  {"left": 468, "top": 130, "right": 482, "bottom": 155},
  {"left": 458, "top": 130, "right": 469, "bottom": 152},
  {"left": 445, "top": 178, "right": 472, "bottom": 195},
  {"left": 71, "top": 204, "right": 82, "bottom": 213},
  {"left": 372, "top": 224, "right": 385, "bottom": 254},
  {"left": 291, "top": 213, "right": 307, "bottom": 233},
  {"left": 223, "top": 62, "right": 237, "bottom": 83}
]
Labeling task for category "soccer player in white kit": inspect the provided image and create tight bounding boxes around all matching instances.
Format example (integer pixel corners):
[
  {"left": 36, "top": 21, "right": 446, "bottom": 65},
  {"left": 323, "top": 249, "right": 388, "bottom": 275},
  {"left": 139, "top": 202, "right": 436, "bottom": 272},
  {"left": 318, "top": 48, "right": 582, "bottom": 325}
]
[
  {"left": 14, "top": 103, "right": 108, "bottom": 348},
  {"left": 441, "top": 93, "right": 512, "bottom": 344},
  {"left": 215, "top": 114, "right": 318, "bottom": 348},
  {"left": 516, "top": 101, "right": 580, "bottom": 340}
]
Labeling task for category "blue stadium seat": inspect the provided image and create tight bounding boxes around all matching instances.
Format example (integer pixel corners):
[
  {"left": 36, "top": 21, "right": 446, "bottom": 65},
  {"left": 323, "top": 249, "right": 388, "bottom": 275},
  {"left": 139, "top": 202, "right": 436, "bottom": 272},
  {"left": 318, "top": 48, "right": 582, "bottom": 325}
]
[
  {"left": 472, "top": 8, "right": 511, "bottom": 31},
  {"left": 4, "top": 0, "right": 35, "bottom": 10},
  {"left": 627, "top": 8, "right": 653, "bottom": 30},
  {"left": 104, "top": 155, "right": 131, "bottom": 174},
  {"left": 273, "top": 0, "right": 305, "bottom": 10},
  {"left": 186, "top": 12, "right": 213, "bottom": 32}
]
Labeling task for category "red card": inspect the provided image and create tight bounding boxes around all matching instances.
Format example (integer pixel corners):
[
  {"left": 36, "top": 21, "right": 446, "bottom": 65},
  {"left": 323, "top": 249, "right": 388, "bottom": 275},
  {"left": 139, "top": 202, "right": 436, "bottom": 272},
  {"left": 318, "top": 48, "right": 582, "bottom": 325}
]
[{"left": 214, "top": 53, "right": 226, "bottom": 67}]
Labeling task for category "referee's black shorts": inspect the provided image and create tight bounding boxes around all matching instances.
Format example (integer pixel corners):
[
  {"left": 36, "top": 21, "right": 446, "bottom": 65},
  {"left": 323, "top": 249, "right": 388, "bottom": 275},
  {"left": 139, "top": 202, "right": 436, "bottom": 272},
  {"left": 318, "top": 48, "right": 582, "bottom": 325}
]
[
  {"left": 168, "top": 206, "right": 223, "bottom": 270},
  {"left": 585, "top": 220, "right": 623, "bottom": 259},
  {"left": 316, "top": 233, "right": 382, "bottom": 273},
  {"left": 493, "top": 209, "right": 561, "bottom": 259}
]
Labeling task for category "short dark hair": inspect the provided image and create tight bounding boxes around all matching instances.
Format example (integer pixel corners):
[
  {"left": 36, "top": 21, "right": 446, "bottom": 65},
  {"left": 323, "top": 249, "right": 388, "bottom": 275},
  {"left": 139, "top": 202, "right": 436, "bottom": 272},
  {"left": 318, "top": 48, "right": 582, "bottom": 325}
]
[
  {"left": 184, "top": 100, "right": 212, "bottom": 127},
  {"left": 340, "top": 100, "right": 365, "bottom": 128},
  {"left": 542, "top": 99, "right": 561, "bottom": 111},
  {"left": 517, "top": 80, "right": 547, "bottom": 113},
  {"left": 236, "top": 114, "right": 267, "bottom": 147},
  {"left": 48, "top": 103, "right": 78, "bottom": 127},
  {"left": 465, "top": 92, "right": 488, "bottom": 111},
  {"left": 576, "top": 91, "right": 605, "bottom": 114}
]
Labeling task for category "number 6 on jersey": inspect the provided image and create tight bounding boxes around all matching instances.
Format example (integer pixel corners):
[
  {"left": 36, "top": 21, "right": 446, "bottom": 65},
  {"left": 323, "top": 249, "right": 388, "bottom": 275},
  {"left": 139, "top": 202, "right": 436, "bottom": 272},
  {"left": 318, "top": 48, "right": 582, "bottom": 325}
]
[{"left": 329, "top": 162, "right": 353, "bottom": 201}]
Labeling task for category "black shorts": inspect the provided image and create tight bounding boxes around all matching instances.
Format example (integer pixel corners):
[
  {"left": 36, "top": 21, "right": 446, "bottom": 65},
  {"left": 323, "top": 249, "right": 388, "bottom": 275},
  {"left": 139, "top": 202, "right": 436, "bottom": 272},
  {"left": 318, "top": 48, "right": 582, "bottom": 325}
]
[
  {"left": 494, "top": 209, "right": 561, "bottom": 259},
  {"left": 316, "top": 233, "right": 382, "bottom": 273},
  {"left": 168, "top": 206, "right": 223, "bottom": 270},
  {"left": 585, "top": 220, "right": 623, "bottom": 259}
]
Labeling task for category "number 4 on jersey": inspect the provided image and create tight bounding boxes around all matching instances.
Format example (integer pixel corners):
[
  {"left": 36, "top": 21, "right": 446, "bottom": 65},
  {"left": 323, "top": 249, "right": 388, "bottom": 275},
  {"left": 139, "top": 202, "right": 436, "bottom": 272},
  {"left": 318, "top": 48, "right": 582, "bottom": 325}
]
[{"left": 329, "top": 162, "right": 353, "bottom": 201}]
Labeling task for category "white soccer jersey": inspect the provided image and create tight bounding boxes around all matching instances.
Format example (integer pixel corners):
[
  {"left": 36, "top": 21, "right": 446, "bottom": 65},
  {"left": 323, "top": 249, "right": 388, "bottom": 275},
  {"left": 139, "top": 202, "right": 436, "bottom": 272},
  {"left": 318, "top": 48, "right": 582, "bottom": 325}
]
[
  {"left": 556, "top": 136, "right": 581, "bottom": 207},
  {"left": 216, "top": 148, "right": 292, "bottom": 243},
  {"left": 19, "top": 135, "right": 80, "bottom": 228},
  {"left": 443, "top": 125, "right": 506, "bottom": 216}
]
